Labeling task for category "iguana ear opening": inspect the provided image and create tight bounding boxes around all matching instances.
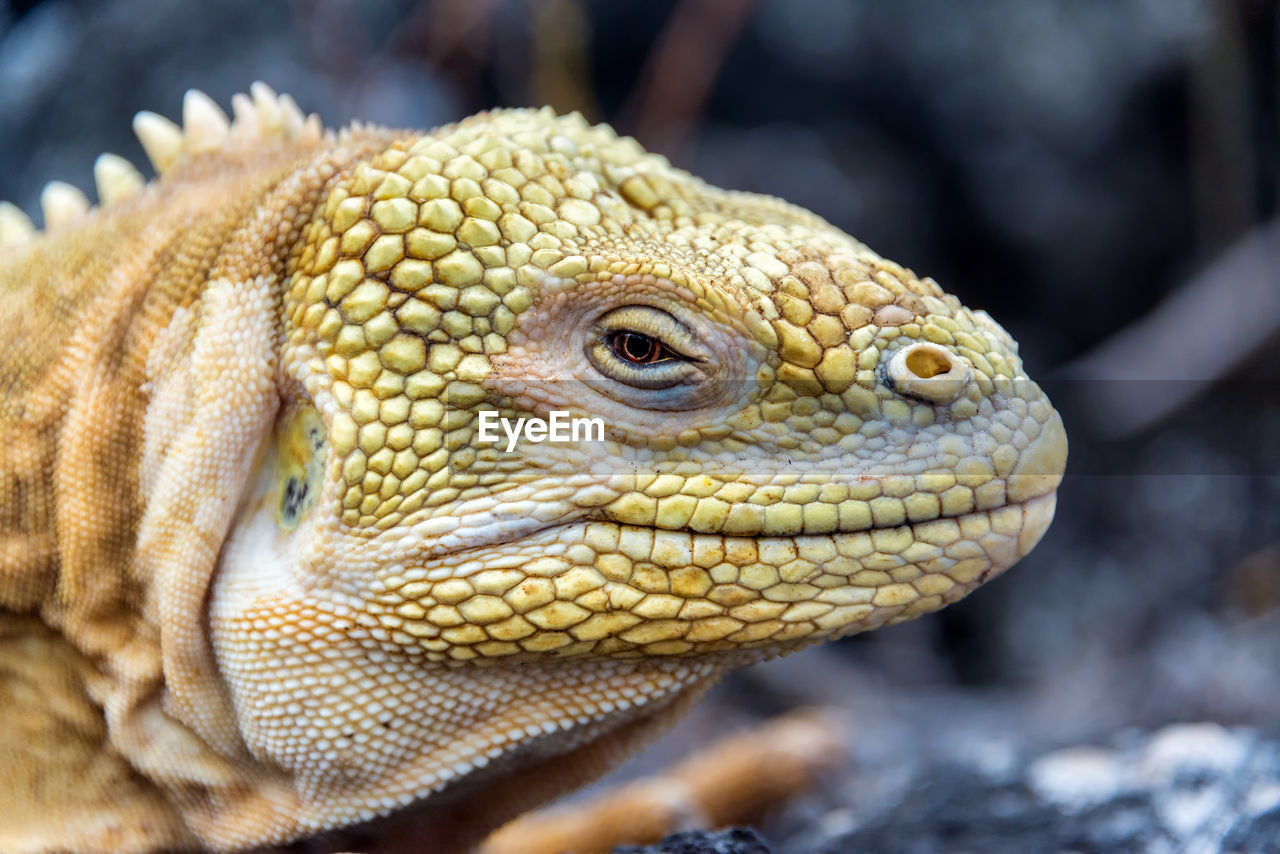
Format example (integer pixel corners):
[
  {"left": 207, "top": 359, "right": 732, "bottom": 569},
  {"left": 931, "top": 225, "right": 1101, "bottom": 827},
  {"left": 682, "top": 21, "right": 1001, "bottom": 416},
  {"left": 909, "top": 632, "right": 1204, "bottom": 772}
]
[{"left": 272, "top": 403, "right": 327, "bottom": 532}]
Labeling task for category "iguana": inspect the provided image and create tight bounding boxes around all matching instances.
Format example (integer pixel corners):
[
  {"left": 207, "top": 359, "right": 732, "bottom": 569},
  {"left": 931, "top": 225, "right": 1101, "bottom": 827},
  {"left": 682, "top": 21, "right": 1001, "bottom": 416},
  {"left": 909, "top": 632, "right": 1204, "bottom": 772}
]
[{"left": 0, "top": 85, "right": 1066, "bottom": 853}]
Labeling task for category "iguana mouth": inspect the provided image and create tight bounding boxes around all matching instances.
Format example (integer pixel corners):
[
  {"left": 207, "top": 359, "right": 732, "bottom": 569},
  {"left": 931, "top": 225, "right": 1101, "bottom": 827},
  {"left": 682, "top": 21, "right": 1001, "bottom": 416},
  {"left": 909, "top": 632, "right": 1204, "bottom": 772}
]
[
  {"left": 601, "top": 410, "right": 1067, "bottom": 539},
  {"left": 595, "top": 491, "right": 1058, "bottom": 563},
  {"left": 625, "top": 488, "right": 1059, "bottom": 538}
]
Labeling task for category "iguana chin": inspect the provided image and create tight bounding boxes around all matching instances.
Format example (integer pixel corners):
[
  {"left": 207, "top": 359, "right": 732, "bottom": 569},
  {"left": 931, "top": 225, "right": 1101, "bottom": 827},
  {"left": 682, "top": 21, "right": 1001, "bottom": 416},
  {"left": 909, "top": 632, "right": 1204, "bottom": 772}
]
[{"left": 0, "top": 84, "right": 1066, "bottom": 852}]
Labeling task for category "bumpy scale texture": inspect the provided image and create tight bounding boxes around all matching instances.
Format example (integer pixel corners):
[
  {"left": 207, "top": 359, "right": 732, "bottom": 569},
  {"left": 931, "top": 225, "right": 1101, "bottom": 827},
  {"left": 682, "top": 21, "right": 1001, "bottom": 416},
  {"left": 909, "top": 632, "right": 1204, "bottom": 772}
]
[{"left": 0, "top": 86, "right": 1066, "bottom": 853}]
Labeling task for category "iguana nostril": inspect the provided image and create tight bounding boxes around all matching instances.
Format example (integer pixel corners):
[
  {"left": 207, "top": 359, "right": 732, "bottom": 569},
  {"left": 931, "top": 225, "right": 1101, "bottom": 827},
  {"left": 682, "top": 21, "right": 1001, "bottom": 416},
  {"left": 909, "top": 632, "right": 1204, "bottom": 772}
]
[
  {"left": 905, "top": 346, "right": 952, "bottom": 378},
  {"left": 887, "top": 342, "right": 971, "bottom": 404}
]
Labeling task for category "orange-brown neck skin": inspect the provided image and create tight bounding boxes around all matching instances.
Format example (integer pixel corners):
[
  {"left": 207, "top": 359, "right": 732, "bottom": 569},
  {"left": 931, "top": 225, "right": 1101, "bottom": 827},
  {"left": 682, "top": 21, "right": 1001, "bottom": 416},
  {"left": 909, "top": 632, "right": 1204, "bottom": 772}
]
[
  {"left": 0, "top": 131, "right": 399, "bottom": 850},
  {"left": 0, "top": 133, "right": 403, "bottom": 633}
]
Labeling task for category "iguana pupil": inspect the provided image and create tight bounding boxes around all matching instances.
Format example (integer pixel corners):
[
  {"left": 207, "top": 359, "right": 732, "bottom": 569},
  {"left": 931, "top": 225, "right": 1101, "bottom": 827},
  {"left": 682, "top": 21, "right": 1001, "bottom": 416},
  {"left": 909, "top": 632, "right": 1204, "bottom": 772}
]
[{"left": 611, "top": 330, "right": 669, "bottom": 365}]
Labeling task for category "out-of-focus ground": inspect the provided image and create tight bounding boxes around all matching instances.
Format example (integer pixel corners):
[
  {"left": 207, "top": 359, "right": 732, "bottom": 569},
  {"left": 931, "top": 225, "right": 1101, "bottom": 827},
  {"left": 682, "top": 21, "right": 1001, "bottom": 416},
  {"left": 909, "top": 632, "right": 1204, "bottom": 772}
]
[{"left": 1, "top": 0, "right": 1277, "bottom": 850}]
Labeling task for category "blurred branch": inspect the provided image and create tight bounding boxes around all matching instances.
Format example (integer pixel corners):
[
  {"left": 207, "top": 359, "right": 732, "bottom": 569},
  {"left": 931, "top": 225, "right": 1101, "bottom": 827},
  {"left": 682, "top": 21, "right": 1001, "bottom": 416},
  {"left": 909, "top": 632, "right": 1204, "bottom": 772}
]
[
  {"left": 386, "top": 0, "right": 498, "bottom": 101},
  {"left": 529, "top": 0, "right": 597, "bottom": 119},
  {"left": 480, "top": 709, "right": 844, "bottom": 854},
  {"left": 1188, "top": 0, "right": 1255, "bottom": 252},
  {"left": 1058, "top": 219, "right": 1280, "bottom": 438},
  {"left": 621, "top": 0, "right": 758, "bottom": 161},
  {"left": 417, "top": 0, "right": 497, "bottom": 67}
]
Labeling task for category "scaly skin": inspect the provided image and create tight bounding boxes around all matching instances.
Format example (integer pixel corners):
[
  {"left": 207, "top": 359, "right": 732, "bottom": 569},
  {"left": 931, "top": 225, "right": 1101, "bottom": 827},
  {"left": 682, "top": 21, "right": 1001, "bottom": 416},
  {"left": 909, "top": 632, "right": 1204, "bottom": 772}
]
[{"left": 0, "top": 86, "right": 1066, "bottom": 852}]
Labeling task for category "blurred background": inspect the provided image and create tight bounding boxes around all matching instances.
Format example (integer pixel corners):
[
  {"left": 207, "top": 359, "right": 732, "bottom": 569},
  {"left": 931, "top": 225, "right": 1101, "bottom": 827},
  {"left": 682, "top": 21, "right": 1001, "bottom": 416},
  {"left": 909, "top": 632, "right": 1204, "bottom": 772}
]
[{"left": 1, "top": 0, "right": 1278, "bottom": 850}]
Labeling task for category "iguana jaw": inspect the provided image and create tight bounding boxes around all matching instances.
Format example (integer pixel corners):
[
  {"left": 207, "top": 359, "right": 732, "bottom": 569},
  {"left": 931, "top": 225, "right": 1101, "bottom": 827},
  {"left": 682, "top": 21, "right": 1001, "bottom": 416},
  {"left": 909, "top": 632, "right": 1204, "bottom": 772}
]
[
  {"left": 215, "top": 410, "right": 1061, "bottom": 673},
  {"left": 208, "top": 448, "right": 1055, "bottom": 843}
]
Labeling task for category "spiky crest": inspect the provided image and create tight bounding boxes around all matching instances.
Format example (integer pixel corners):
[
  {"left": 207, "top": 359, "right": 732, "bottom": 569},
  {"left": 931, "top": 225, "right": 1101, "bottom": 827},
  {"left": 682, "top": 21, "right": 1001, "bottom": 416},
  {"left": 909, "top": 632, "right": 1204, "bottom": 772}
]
[{"left": 0, "top": 82, "right": 327, "bottom": 243}]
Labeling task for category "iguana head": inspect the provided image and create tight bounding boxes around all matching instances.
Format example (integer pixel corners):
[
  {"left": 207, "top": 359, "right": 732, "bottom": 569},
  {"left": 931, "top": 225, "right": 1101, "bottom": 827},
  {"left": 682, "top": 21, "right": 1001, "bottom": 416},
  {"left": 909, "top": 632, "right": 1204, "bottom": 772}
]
[
  {"left": 246, "top": 107, "right": 1066, "bottom": 665},
  {"left": 205, "top": 103, "right": 1064, "bottom": 839}
]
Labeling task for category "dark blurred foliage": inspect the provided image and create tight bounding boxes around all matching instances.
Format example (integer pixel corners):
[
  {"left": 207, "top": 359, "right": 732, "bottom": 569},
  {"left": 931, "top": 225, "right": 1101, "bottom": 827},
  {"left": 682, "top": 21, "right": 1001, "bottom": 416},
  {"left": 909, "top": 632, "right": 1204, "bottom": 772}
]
[{"left": 1, "top": 0, "right": 1278, "bottom": 847}]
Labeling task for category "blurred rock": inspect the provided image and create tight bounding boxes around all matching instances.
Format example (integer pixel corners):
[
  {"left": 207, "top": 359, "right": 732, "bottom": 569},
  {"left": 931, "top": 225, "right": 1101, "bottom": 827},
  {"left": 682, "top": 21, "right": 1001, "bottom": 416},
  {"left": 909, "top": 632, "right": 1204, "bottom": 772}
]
[
  {"left": 613, "top": 828, "right": 773, "bottom": 854},
  {"left": 774, "top": 723, "right": 1279, "bottom": 853}
]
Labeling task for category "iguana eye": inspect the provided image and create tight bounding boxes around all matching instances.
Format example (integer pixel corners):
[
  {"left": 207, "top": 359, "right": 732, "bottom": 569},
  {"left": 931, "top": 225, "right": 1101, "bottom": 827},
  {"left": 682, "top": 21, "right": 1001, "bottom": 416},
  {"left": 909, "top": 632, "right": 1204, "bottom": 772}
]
[
  {"left": 587, "top": 305, "right": 702, "bottom": 390},
  {"left": 607, "top": 330, "right": 678, "bottom": 365}
]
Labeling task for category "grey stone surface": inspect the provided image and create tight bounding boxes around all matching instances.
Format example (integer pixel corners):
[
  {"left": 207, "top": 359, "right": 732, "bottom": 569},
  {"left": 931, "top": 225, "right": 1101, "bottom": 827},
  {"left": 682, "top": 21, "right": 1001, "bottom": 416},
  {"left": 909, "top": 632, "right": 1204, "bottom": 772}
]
[
  {"left": 614, "top": 828, "right": 773, "bottom": 854},
  {"left": 772, "top": 723, "right": 1280, "bottom": 853}
]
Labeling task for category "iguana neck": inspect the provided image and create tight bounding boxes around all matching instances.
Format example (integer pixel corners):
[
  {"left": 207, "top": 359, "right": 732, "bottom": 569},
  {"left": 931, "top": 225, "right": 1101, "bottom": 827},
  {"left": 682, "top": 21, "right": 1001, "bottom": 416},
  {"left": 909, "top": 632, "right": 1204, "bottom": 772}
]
[{"left": 0, "top": 135, "right": 394, "bottom": 643}]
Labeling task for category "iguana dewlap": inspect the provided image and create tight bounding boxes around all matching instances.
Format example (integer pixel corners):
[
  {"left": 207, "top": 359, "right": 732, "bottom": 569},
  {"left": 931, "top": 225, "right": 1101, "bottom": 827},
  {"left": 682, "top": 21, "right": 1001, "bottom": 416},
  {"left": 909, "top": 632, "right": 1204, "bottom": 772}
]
[{"left": 0, "top": 85, "right": 1066, "bottom": 852}]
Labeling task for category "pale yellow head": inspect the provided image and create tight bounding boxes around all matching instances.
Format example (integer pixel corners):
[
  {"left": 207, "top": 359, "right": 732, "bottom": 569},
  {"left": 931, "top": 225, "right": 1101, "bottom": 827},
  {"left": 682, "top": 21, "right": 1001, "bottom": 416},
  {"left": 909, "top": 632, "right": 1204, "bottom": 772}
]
[
  {"left": 154, "top": 101, "right": 1073, "bottom": 843},
  {"left": 253, "top": 107, "right": 1067, "bottom": 665}
]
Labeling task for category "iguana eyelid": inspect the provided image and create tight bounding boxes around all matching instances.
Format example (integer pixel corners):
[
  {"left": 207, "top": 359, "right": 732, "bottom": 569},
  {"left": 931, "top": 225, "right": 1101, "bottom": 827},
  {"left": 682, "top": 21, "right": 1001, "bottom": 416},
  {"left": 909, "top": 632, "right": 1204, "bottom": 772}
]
[
  {"left": 593, "top": 305, "right": 705, "bottom": 358},
  {"left": 586, "top": 305, "right": 710, "bottom": 391}
]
